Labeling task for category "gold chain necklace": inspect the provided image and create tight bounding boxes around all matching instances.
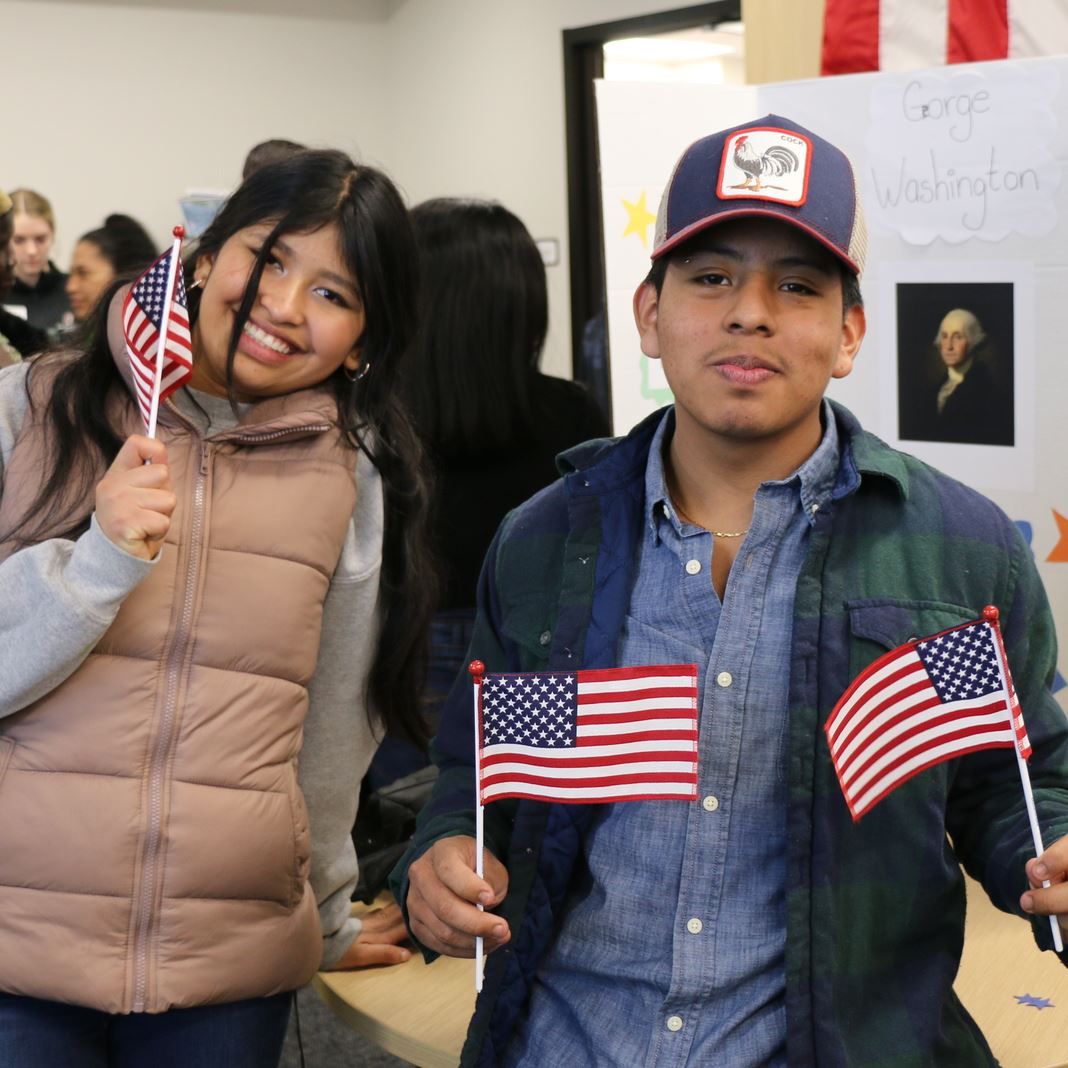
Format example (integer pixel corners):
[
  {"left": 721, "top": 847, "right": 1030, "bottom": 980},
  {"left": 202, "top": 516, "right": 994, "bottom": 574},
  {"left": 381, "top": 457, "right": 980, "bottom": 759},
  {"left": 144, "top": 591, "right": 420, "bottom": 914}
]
[{"left": 671, "top": 499, "right": 749, "bottom": 538}]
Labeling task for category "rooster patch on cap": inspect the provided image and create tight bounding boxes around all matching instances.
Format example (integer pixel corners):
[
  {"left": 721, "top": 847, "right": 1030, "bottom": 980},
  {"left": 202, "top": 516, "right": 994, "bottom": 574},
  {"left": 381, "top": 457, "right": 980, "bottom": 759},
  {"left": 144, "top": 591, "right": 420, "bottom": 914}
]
[{"left": 717, "top": 127, "right": 812, "bottom": 207}]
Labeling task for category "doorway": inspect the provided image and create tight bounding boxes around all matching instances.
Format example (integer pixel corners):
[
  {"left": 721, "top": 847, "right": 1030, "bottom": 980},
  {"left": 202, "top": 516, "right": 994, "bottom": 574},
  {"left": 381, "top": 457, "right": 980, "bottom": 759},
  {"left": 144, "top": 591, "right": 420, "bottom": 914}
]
[{"left": 563, "top": 2, "right": 743, "bottom": 419}]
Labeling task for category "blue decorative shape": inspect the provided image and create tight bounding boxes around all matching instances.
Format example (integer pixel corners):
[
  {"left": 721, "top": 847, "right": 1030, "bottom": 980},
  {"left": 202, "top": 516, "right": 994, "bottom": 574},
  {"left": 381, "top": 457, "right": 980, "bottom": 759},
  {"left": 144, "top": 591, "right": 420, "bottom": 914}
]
[
  {"left": 1015, "top": 520, "right": 1034, "bottom": 548},
  {"left": 1014, "top": 993, "right": 1054, "bottom": 1010},
  {"left": 1053, "top": 670, "right": 1067, "bottom": 696}
]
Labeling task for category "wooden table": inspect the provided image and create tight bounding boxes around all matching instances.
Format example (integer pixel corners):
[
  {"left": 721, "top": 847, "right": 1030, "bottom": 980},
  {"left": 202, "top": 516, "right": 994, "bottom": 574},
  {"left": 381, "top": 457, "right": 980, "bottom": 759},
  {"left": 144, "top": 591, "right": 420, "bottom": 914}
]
[
  {"left": 956, "top": 878, "right": 1068, "bottom": 1068},
  {"left": 316, "top": 880, "right": 1067, "bottom": 1068},
  {"left": 314, "top": 921, "right": 473, "bottom": 1068}
]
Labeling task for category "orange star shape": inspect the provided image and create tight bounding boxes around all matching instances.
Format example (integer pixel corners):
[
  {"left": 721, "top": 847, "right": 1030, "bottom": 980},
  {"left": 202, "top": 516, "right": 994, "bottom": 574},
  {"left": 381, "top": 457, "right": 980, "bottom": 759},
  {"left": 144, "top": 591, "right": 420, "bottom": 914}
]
[
  {"left": 1047, "top": 510, "right": 1068, "bottom": 562},
  {"left": 622, "top": 191, "right": 657, "bottom": 248}
]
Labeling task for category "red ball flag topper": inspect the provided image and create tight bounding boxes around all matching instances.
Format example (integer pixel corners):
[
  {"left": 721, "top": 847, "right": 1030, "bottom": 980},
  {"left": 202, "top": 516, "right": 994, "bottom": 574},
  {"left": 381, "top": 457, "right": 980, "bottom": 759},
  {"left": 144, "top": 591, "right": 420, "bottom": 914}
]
[
  {"left": 172, "top": 225, "right": 185, "bottom": 240},
  {"left": 469, "top": 660, "right": 486, "bottom": 683}
]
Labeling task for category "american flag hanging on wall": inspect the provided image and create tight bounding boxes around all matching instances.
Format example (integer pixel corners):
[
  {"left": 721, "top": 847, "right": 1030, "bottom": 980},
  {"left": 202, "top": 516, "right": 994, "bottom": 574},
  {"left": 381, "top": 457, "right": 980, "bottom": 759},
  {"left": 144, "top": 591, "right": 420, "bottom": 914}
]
[
  {"left": 825, "top": 615, "right": 1030, "bottom": 820},
  {"left": 123, "top": 243, "right": 193, "bottom": 433},
  {"left": 821, "top": 0, "right": 1068, "bottom": 76},
  {"left": 478, "top": 664, "right": 699, "bottom": 805}
]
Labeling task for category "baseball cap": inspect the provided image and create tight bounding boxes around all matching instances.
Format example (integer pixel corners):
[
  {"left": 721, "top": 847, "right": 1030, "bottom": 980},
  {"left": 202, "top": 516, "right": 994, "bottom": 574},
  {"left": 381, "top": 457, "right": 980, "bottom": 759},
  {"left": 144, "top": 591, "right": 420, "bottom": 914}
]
[{"left": 652, "top": 114, "right": 868, "bottom": 277}]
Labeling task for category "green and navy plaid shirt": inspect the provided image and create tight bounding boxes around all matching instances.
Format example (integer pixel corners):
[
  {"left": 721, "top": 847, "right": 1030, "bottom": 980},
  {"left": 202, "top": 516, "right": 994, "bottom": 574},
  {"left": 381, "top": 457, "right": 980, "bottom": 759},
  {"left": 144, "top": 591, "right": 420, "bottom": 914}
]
[{"left": 394, "top": 401, "right": 1068, "bottom": 1068}]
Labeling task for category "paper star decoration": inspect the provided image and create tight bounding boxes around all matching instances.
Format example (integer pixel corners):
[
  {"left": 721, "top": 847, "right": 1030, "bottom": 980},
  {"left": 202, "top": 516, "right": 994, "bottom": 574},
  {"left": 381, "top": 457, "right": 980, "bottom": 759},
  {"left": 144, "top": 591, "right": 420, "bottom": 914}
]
[
  {"left": 1046, "top": 510, "right": 1068, "bottom": 562},
  {"left": 1015, "top": 993, "right": 1054, "bottom": 1010},
  {"left": 622, "top": 191, "right": 657, "bottom": 248}
]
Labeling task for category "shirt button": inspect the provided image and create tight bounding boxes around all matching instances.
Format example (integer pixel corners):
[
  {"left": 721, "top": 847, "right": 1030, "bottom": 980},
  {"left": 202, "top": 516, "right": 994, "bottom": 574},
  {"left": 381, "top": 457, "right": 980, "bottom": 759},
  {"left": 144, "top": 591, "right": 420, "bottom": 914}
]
[
  {"left": 811, "top": 502, "right": 820, "bottom": 515},
  {"left": 702, "top": 794, "right": 720, "bottom": 812},
  {"left": 686, "top": 917, "right": 703, "bottom": 934},
  {"left": 666, "top": 1015, "right": 684, "bottom": 1032},
  {"left": 716, "top": 670, "right": 733, "bottom": 688},
  {"left": 685, "top": 558, "right": 702, "bottom": 575},
  {"left": 538, "top": 630, "right": 551, "bottom": 646}
]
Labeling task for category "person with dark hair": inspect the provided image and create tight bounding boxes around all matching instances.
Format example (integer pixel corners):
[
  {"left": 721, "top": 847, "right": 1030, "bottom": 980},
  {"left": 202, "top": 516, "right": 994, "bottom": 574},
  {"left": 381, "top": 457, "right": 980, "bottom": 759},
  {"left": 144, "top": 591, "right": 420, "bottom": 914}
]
[
  {"left": 0, "top": 149, "right": 434, "bottom": 1065},
  {"left": 6, "top": 188, "right": 73, "bottom": 334},
  {"left": 373, "top": 198, "right": 607, "bottom": 787},
  {"left": 65, "top": 213, "right": 157, "bottom": 323},
  {"left": 242, "top": 138, "right": 307, "bottom": 181},
  {"left": 394, "top": 116, "right": 1068, "bottom": 1066}
]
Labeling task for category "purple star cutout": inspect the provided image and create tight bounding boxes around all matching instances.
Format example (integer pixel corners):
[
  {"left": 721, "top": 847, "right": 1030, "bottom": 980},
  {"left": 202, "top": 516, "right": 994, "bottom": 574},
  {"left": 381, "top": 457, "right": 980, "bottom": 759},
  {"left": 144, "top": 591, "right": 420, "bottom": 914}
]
[{"left": 1015, "top": 993, "right": 1054, "bottom": 1010}]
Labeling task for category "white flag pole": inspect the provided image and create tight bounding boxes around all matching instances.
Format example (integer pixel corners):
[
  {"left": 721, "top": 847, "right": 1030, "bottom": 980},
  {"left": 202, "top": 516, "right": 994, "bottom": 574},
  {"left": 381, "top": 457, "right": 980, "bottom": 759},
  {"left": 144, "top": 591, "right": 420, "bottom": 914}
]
[
  {"left": 469, "top": 660, "right": 486, "bottom": 992},
  {"left": 146, "top": 225, "right": 185, "bottom": 440},
  {"left": 984, "top": 606, "right": 1064, "bottom": 953}
]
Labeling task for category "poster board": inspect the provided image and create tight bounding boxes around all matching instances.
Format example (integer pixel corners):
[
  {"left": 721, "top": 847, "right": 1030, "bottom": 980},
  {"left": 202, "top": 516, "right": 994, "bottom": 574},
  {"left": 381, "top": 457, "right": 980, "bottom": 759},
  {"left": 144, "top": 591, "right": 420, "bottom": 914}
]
[{"left": 598, "top": 58, "right": 1068, "bottom": 705}]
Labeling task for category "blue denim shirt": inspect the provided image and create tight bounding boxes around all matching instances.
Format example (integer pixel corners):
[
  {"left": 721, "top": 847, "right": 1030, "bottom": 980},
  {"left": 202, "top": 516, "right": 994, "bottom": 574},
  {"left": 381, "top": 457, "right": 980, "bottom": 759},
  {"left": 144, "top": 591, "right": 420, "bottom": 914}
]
[{"left": 505, "top": 403, "right": 840, "bottom": 1067}]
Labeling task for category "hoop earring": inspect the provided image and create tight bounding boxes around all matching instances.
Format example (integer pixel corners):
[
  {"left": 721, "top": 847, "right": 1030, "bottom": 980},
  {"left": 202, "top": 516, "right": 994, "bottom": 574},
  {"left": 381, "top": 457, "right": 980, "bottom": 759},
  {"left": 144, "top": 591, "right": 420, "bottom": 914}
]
[
  {"left": 344, "top": 361, "right": 371, "bottom": 382},
  {"left": 188, "top": 277, "right": 204, "bottom": 291}
]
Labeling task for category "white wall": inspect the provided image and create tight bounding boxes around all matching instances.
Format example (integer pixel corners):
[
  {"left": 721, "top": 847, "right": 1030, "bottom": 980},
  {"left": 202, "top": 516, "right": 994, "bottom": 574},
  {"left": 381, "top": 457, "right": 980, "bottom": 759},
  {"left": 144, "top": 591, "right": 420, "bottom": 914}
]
[
  {"left": 4, "top": 1, "right": 390, "bottom": 261},
  {"left": 380, "top": 0, "right": 701, "bottom": 375},
  {"left": 4, "top": 0, "right": 698, "bottom": 377}
]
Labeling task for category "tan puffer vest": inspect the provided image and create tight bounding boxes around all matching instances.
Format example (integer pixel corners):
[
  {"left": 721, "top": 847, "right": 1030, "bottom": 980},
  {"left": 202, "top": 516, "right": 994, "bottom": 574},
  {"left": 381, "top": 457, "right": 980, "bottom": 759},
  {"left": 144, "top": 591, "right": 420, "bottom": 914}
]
[{"left": 0, "top": 356, "right": 358, "bottom": 1013}]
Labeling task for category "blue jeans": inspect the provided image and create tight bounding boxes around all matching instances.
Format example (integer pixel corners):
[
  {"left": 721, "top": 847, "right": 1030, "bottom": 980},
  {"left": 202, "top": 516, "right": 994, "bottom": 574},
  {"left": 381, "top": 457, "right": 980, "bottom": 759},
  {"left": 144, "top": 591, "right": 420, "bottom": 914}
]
[
  {"left": 366, "top": 607, "right": 476, "bottom": 791},
  {"left": 0, "top": 990, "right": 292, "bottom": 1068}
]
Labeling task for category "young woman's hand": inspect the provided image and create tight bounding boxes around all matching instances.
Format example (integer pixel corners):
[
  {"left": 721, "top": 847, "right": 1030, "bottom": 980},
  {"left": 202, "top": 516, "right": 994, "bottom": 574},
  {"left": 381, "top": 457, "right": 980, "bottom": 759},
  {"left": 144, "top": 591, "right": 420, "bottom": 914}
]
[
  {"left": 94, "top": 436, "right": 177, "bottom": 560},
  {"left": 326, "top": 901, "right": 412, "bottom": 969}
]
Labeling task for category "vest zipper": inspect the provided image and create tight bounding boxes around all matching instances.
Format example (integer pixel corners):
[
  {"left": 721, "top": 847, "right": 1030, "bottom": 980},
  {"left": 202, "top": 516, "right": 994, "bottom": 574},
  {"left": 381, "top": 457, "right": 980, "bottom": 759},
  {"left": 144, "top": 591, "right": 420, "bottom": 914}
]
[
  {"left": 227, "top": 424, "right": 333, "bottom": 446},
  {"left": 131, "top": 441, "right": 211, "bottom": 1012}
]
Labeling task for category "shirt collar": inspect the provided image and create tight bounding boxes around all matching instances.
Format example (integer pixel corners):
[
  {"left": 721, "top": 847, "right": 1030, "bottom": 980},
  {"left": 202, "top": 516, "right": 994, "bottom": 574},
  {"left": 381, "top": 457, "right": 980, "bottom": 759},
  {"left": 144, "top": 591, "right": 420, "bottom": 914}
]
[
  {"left": 644, "top": 399, "right": 841, "bottom": 545},
  {"left": 946, "top": 356, "right": 972, "bottom": 385}
]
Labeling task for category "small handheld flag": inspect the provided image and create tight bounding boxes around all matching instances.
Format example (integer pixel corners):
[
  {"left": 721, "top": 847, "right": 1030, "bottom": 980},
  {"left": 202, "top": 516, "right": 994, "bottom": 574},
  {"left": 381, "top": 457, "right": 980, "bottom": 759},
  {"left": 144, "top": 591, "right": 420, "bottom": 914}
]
[
  {"left": 825, "top": 611, "right": 1029, "bottom": 820},
  {"left": 469, "top": 661, "right": 699, "bottom": 990},
  {"left": 477, "top": 664, "right": 699, "bottom": 804},
  {"left": 825, "top": 606, "right": 1061, "bottom": 952},
  {"left": 123, "top": 226, "right": 193, "bottom": 436}
]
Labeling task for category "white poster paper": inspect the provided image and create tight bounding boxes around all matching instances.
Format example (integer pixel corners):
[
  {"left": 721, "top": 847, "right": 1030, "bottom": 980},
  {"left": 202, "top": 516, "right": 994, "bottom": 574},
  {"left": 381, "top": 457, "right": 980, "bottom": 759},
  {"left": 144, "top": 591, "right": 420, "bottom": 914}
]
[{"left": 865, "top": 65, "right": 1061, "bottom": 244}]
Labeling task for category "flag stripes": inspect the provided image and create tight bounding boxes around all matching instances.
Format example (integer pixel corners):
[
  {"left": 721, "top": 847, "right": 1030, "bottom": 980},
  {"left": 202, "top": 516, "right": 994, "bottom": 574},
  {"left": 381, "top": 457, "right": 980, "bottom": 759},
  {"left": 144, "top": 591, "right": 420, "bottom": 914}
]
[
  {"left": 122, "top": 245, "right": 193, "bottom": 433},
  {"left": 822, "top": 0, "right": 1068, "bottom": 75},
  {"left": 824, "top": 618, "right": 1029, "bottom": 819},
  {"left": 478, "top": 664, "right": 698, "bottom": 805}
]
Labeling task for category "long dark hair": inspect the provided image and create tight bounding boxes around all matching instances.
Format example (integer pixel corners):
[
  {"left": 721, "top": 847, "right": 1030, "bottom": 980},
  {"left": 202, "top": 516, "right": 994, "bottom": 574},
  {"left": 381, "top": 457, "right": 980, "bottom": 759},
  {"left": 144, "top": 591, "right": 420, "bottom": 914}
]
[
  {"left": 8, "top": 150, "right": 433, "bottom": 743},
  {"left": 404, "top": 198, "right": 548, "bottom": 456}
]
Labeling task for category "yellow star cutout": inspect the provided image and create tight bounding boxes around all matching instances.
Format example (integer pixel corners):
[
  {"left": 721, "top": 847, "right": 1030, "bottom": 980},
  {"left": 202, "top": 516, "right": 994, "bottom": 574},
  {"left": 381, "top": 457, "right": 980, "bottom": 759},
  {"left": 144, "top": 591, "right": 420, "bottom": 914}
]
[
  {"left": 1047, "top": 509, "right": 1068, "bottom": 562},
  {"left": 622, "top": 191, "right": 657, "bottom": 248}
]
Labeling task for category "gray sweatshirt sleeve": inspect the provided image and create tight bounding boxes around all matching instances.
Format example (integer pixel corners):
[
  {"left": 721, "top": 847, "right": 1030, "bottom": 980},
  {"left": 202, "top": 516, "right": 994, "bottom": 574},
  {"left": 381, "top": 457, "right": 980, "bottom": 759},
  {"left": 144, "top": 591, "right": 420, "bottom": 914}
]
[
  {"left": 0, "top": 364, "right": 154, "bottom": 718},
  {"left": 299, "top": 447, "right": 384, "bottom": 968}
]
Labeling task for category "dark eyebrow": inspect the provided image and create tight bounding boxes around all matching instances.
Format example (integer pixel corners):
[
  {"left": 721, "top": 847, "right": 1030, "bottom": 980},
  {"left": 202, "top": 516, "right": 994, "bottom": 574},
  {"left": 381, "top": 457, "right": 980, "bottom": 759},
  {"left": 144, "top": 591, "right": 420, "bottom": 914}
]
[{"left": 271, "top": 235, "right": 360, "bottom": 298}]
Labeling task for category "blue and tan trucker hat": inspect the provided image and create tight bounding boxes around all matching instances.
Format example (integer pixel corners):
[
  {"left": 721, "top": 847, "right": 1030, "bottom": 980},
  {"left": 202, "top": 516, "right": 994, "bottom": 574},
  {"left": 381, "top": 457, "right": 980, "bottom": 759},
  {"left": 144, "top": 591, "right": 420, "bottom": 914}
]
[{"left": 651, "top": 113, "right": 868, "bottom": 277}]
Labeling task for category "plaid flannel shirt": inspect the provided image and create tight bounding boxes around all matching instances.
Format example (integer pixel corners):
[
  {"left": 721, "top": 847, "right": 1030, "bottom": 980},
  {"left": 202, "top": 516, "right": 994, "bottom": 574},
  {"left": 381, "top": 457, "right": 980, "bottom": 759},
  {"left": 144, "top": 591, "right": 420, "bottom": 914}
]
[{"left": 393, "top": 402, "right": 1068, "bottom": 1068}]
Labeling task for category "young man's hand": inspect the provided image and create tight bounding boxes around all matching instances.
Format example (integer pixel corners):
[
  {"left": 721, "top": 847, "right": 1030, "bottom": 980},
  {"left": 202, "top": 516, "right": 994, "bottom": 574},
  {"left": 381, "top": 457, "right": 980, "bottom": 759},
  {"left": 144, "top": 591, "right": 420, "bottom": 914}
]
[
  {"left": 94, "top": 436, "right": 176, "bottom": 560},
  {"left": 1020, "top": 833, "right": 1068, "bottom": 936},
  {"left": 326, "top": 901, "right": 412, "bottom": 969},
  {"left": 406, "top": 835, "right": 510, "bottom": 957}
]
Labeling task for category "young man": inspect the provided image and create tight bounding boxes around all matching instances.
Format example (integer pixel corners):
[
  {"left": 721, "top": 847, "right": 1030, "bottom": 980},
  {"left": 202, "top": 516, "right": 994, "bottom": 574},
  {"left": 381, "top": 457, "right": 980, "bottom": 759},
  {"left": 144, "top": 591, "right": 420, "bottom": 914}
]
[{"left": 393, "top": 115, "right": 1068, "bottom": 1067}]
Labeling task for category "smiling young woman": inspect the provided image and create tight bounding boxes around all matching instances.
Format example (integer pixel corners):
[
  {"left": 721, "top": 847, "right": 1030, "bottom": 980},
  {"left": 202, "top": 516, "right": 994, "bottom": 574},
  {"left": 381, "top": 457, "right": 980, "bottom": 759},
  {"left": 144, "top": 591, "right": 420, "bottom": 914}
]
[{"left": 0, "top": 150, "right": 434, "bottom": 1067}]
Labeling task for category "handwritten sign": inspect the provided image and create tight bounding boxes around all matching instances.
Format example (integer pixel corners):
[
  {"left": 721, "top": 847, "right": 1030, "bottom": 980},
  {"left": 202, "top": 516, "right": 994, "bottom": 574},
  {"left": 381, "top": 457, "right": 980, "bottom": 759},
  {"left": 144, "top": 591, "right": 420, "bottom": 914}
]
[{"left": 865, "top": 65, "right": 1060, "bottom": 244}]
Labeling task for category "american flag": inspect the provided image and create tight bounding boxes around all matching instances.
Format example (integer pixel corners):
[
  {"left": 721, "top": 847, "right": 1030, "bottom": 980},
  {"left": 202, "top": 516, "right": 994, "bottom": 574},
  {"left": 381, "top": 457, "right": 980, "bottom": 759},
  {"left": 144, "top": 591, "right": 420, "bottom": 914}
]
[
  {"left": 825, "top": 617, "right": 1031, "bottom": 820},
  {"left": 478, "top": 664, "right": 698, "bottom": 804},
  {"left": 822, "top": 0, "right": 1068, "bottom": 75},
  {"left": 123, "top": 246, "right": 193, "bottom": 432}
]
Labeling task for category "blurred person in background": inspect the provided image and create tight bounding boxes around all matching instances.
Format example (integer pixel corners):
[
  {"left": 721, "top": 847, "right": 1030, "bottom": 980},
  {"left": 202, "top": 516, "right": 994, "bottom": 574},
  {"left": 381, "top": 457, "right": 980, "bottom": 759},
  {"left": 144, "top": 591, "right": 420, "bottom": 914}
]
[
  {"left": 0, "top": 188, "right": 47, "bottom": 366},
  {"left": 66, "top": 214, "right": 156, "bottom": 324},
  {"left": 370, "top": 198, "right": 609, "bottom": 788},
  {"left": 242, "top": 138, "right": 307, "bottom": 181},
  {"left": 6, "top": 189, "right": 73, "bottom": 336}
]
